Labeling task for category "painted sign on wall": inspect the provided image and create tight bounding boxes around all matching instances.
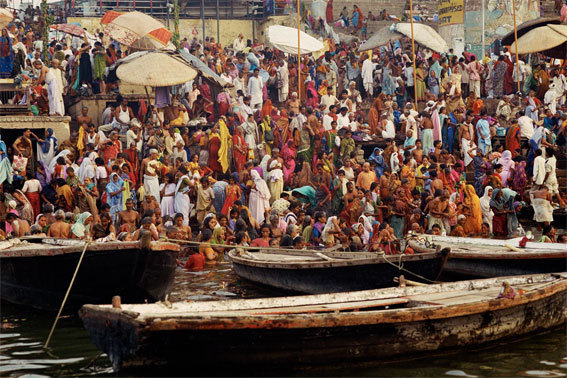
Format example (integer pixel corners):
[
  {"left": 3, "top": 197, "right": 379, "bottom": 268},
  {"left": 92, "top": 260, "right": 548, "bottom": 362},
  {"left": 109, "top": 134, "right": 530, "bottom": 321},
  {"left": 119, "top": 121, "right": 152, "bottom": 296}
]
[{"left": 438, "top": 0, "right": 464, "bottom": 26}]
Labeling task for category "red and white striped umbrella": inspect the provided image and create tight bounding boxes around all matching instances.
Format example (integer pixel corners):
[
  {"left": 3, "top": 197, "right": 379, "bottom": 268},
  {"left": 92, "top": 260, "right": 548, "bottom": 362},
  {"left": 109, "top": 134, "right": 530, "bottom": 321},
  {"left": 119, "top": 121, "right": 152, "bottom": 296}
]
[
  {"left": 101, "top": 11, "right": 172, "bottom": 50},
  {"left": 50, "top": 23, "right": 87, "bottom": 37}
]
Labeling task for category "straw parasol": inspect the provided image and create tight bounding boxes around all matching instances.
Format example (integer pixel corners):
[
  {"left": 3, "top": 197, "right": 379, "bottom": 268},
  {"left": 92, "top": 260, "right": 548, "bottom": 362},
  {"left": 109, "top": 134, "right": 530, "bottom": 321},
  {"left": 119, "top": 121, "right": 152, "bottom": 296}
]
[
  {"left": 359, "top": 25, "right": 403, "bottom": 51},
  {"left": 359, "top": 23, "right": 448, "bottom": 53},
  {"left": 0, "top": 8, "right": 14, "bottom": 29},
  {"left": 101, "top": 10, "right": 172, "bottom": 50},
  {"left": 50, "top": 23, "right": 87, "bottom": 37},
  {"left": 509, "top": 24, "right": 567, "bottom": 59},
  {"left": 501, "top": 17, "right": 561, "bottom": 46},
  {"left": 115, "top": 50, "right": 197, "bottom": 86},
  {"left": 267, "top": 25, "right": 324, "bottom": 55},
  {"left": 392, "top": 23, "right": 449, "bottom": 53}
]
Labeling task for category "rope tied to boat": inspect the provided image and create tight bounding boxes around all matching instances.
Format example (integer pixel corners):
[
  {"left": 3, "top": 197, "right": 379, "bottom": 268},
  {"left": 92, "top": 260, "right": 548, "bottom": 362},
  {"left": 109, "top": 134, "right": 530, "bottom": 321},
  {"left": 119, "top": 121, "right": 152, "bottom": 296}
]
[
  {"left": 44, "top": 240, "right": 92, "bottom": 349},
  {"left": 376, "top": 251, "right": 439, "bottom": 284}
]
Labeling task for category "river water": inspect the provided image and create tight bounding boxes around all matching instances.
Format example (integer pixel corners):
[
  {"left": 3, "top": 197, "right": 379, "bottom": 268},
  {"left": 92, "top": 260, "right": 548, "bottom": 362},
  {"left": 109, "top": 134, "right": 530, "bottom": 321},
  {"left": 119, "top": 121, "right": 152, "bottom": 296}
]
[{"left": 1, "top": 262, "right": 566, "bottom": 377}]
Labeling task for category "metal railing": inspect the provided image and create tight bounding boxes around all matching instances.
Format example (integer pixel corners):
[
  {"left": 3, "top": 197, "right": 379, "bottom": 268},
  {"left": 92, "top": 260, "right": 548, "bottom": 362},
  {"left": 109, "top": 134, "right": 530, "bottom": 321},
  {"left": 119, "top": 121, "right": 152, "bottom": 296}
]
[{"left": 70, "top": 0, "right": 289, "bottom": 19}]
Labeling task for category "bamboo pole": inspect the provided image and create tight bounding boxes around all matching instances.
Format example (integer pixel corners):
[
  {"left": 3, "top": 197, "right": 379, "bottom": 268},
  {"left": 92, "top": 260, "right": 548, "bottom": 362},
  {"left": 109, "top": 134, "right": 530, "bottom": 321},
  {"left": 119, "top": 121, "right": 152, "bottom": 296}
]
[
  {"left": 297, "top": 0, "right": 301, "bottom": 99},
  {"left": 409, "top": 0, "right": 417, "bottom": 109},
  {"left": 44, "top": 241, "right": 91, "bottom": 349},
  {"left": 512, "top": 0, "right": 521, "bottom": 93}
]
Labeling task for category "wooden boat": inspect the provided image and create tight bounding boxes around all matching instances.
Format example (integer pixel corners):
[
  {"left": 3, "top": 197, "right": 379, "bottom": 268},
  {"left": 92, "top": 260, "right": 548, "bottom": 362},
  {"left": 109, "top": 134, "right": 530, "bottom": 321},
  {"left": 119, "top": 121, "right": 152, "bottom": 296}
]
[
  {"left": 226, "top": 248, "right": 450, "bottom": 294},
  {"left": 79, "top": 273, "right": 567, "bottom": 373},
  {"left": 0, "top": 237, "right": 180, "bottom": 311},
  {"left": 409, "top": 235, "right": 567, "bottom": 278}
]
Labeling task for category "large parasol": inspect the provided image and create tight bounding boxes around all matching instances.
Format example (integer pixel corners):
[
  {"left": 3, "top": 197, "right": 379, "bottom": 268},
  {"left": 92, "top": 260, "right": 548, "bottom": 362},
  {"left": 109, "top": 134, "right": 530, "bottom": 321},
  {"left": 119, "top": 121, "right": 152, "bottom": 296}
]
[
  {"left": 114, "top": 50, "right": 198, "bottom": 87},
  {"left": 359, "top": 23, "right": 448, "bottom": 53},
  {"left": 0, "top": 8, "right": 14, "bottom": 29},
  {"left": 101, "top": 11, "right": 172, "bottom": 50},
  {"left": 509, "top": 24, "right": 567, "bottom": 59},
  {"left": 267, "top": 25, "right": 324, "bottom": 55},
  {"left": 50, "top": 23, "right": 87, "bottom": 37}
]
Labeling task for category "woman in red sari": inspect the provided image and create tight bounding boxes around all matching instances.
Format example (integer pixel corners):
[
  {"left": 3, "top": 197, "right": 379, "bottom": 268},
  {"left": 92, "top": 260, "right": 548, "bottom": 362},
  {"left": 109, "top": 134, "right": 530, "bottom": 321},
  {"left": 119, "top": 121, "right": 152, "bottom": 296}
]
[
  {"left": 261, "top": 99, "right": 273, "bottom": 119},
  {"left": 222, "top": 173, "right": 242, "bottom": 215},
  {"left": 198, "top": 82, "right": 215, "bottom": 122},
  {"left": 232, "top": 126, "right": 248, "bottom": 173},
  {"left": 503, "top": 56, "right": 515, "bottom": 95}
]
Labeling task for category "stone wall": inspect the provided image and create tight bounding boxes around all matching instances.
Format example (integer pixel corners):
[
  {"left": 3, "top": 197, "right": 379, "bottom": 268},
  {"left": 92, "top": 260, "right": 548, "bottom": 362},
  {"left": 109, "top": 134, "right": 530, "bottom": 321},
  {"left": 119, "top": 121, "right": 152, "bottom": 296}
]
[{"left": 0, "top": 116, "right": 71, "bottom": 141}]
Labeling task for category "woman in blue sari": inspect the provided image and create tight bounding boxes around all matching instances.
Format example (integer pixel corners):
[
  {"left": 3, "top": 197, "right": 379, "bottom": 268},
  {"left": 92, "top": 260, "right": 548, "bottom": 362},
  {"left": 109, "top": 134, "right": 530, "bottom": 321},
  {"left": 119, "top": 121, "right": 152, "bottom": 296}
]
[
  {"left": 106, "top": 173, "right": 125, "bottom": 224},
  {"left": 0, "top": 29, "right": 13, "bottom": 78},
  {"left": 368, "top": 147, "right": 385, "bottom": 179},
  {"left": 382, "top": 62, "right": 396, "bottom": 96}
]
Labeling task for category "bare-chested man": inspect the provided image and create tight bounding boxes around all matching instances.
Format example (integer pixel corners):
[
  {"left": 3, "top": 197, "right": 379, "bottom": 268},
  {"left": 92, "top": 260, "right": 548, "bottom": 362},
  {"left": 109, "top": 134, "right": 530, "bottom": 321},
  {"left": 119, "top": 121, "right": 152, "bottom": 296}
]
[
  {"left": 459, "top": 112, "right": 475, "bottom": 166},
  {"left": 140, "top": 194, "right": 160, "bottom": 214},
  {"left": 5, "top": 213, "right": 30, "bottom": 237},
  {"left": 430, "top": 170, "right": 444, "bottom": 192},
  {"left": 426, "top": 191, "right": 449, "bottom": 233},
  {"left": 47, "top": 209, "right": 71, "bottom": 238},
  {"left": 343, "top": 181, "right": 358, "bottom": 206},
  {"left": 412, "top": 140, "right": 424, "bottom": 164},
  {"left": 174, "top": 213, "right": 192, "bottom": 240},
  {"left": 77, "top": 106, "right": 93, "bottom": 126},
  {"left": 119, "top": 198, "right": 140, "bottom": 232}
]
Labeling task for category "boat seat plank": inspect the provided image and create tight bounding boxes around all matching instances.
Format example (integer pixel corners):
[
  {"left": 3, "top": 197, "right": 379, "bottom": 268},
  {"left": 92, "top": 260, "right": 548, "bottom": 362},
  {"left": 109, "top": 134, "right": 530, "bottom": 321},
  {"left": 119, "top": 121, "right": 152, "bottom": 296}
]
[{"left": 249, "top": 298, "right": 410, "bottom": 315}]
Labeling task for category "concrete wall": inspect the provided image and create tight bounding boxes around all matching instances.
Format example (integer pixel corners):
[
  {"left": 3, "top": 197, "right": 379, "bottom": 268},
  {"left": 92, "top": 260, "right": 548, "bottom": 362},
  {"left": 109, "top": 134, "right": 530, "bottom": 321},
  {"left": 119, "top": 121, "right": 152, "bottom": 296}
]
[
  {"left": 438, "top": 23, "right": 465, "bottom": 56},
  {"left": 68, "top": 15, "right": 291, "bottom": 47},
  {"left": 464, "top": 0, "right": 540, "bottom": 58},
  {"left": 0, "top": 116, "right": 71, "bottom": 141}
]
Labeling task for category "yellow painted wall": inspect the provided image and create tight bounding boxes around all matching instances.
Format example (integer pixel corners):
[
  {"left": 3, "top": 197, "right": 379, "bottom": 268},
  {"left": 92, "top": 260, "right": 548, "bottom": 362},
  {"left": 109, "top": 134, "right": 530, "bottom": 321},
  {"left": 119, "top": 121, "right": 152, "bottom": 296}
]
[{"left": 68, "top": 15, "right": 292, "bottom": 47}]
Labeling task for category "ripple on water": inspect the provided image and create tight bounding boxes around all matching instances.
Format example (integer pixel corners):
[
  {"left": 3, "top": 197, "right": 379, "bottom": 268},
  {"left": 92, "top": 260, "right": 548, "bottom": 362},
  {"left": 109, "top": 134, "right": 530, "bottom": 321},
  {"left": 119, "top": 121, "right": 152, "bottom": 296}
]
[
  {"left": 0, "top": 364, "right": 49, "bottom": 373},
  {"left": 524, "top": 371, "right": 566, "bottom": 377},
  {"left": 0, "top": 333, "right": 20, "bottom": 339},
  {"left": 445, "top": 370, "right": 478, "bottom": 377}
]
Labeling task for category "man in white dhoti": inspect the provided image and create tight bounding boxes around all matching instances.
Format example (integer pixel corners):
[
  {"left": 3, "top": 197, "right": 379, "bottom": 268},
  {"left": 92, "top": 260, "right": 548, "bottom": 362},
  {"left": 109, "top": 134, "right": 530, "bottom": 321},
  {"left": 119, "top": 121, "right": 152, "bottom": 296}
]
[
  {"left": 143, "top": 149, "right": 161, "bottom": 204},
  {"left": 459, "top": 113, "right": 476, "bottom": 167},
  {"left": 361, "top": 53, "right": 374, "bottom": 97},
  {"left": 49, "top": 59, "right": 65, "bottom": 115},
  {"left": 277, "top": 60, "right": 289, "bottom": 103},
  {"left": 33, "top": 60, "right": 64, "bottom": 116},
  {"left": 530, "top": 186, "right": 553, "bottom": 225},
  {"left": 247, "top": 68, "right": 264, "bottom": 110}
]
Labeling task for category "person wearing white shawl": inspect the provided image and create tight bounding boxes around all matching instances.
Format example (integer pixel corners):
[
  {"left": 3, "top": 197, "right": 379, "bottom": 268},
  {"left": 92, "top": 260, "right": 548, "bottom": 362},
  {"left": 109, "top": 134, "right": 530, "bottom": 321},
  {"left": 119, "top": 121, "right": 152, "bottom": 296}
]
[
  {"left": 174, "top": 169, "right": 193, "bottom": 226},
  {"left": 358, "top": 214, "right": 373, "bottom": 244},
  {"left": 249, "top": 170, "right": 271, "bottom": 225},
  {"left": 480, "top": 186, "right": 494, "bottom": 232},
  {"left": 321, "top": 216, "right": 340, "bottom": 246},
  {"left": 78, "top": 156, "right": 95, "bottom": 184},
  {"left": 144, "top": 149, "right": 161, "bottom": 204},
  {"left": 267, "top": 149, "right": 284, "bottom": 203},
  {"left": 48, "top": 149, "right": 72, "bottom": 174}
]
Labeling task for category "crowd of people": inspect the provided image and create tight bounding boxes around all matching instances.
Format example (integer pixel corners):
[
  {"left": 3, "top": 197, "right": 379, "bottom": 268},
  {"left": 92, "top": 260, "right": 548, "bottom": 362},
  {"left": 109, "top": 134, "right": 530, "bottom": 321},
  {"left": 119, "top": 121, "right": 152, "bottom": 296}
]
[{"left": 0, "top": 5, "right": 566, "bottom": 270}]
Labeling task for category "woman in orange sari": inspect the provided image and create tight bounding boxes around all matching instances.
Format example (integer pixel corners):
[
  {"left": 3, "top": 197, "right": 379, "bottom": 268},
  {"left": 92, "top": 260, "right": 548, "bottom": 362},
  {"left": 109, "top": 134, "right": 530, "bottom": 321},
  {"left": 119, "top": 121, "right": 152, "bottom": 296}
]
[
  {"left": 505, "top": 119, "right": 521, "bottom": 157},
  {"left": 261, "top": 99, "right": 273, "bottom": 119},
  {"left": 367, "top": 97, "right": 381, "bottom": 135},
  {"left": 463, "top": 184, "right": 482, "bottom": 235},
  {"left": 277, "top": 109, "right": 290, "bottom": 149}
]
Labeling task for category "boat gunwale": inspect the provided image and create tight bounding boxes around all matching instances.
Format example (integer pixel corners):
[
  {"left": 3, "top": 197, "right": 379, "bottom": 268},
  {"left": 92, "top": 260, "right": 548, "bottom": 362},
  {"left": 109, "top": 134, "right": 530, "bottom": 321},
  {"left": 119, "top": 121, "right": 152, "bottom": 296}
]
[
  {"left": 227, "top": 249, "right": 445, "bottom": 269},
  {"left": 79, "top": 274, "right": 567, "bottom": 330},
  {"left": 0, "top": 239, "right": 181, "bottom": 257}
]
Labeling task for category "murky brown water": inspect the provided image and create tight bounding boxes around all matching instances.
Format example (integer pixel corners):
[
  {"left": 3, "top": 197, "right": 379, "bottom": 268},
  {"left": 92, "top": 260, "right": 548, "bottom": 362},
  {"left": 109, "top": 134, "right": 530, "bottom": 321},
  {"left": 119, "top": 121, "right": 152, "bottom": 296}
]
[{"left": 1, "top": 262, "right": 566, "bottom": 376}]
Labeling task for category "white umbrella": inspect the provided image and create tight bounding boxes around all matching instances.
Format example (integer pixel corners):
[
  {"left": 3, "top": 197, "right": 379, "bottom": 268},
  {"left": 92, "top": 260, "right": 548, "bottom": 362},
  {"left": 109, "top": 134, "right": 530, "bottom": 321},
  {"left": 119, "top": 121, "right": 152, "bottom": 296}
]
[
  {"left": 509, "top": 24, "right": 567, "bottom": 58},
  {"left": 267, "top": 25, "right": 324, "bottom": 55},
  {"left": 0, "top": 8, "right": 13, "bottom": 29}
]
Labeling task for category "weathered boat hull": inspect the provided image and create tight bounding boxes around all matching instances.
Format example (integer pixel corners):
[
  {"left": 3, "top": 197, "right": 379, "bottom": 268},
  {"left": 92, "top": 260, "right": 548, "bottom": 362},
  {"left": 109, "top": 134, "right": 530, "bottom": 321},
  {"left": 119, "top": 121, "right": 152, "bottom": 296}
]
[
  {"left": 0, "top": 241, "right": 179, "bottom": 311},
  {"left": 231, "top": 250, "right": 449, "bottom": 294},
  {"left": 409, "top": 235, "right": 567, "bottom": 278},
  {"left": 79, "top": 274, "right": 566, "bottom": 373},
  {"left": 445, "top": 256, "right": 567, "bottom": 278}
]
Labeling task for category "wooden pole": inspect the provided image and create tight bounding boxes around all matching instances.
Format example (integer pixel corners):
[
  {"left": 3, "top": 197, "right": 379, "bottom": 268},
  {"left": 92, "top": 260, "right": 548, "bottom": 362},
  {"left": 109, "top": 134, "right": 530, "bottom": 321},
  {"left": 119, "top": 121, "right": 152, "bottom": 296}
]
[
  {"left": 512, "top": 0, "right": 521, "bottom": 93},
  {"left": 44, "top": 241, "right": 91, "bottom": 349},
  {"left": 409, "top": 0, "right": 417, "bottom": 109},
  {"left": 297, "top": 0, "right": 301, "bottom": 99}
]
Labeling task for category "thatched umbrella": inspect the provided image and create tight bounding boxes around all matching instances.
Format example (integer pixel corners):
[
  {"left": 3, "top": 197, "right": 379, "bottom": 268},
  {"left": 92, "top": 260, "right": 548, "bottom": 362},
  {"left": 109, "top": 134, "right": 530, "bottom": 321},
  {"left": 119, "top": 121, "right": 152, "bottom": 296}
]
[
  {"left": 509, "top": 24, "right": 567, "bottom": 59},
  {"left": 359, "top": 23, "right": 448, "bottom": 53}
]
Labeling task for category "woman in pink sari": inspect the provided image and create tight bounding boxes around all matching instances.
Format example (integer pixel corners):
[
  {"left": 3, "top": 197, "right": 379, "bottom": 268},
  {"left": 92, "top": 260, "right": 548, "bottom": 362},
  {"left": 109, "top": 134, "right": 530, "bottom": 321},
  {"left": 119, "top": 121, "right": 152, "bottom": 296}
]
[
  {"left": 305, "top": 81, "right": 319, "bottom": 109},
  {"left": 281, "top": 139, "right": 296, "bottom": 186},
  {"left": 498, "top": 150, "right": 515, "bottom": 188}
]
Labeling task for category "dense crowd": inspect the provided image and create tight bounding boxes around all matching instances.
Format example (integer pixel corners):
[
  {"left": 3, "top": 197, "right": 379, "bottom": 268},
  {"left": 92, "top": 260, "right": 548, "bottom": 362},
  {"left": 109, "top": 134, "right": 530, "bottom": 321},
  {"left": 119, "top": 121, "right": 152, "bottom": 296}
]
[{"left": 1, "top": 5, "right": 566, "bottom": 270}]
